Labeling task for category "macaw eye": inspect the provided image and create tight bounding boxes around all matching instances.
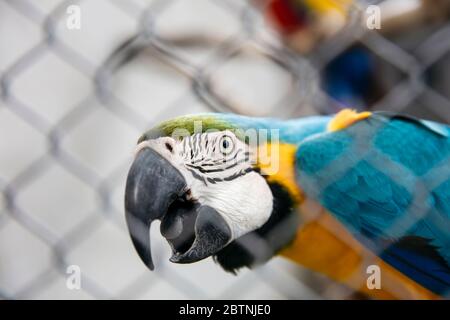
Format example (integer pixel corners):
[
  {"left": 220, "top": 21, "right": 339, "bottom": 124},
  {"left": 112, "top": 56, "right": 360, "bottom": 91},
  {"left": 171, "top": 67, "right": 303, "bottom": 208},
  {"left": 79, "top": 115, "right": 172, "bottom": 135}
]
[{"left": 219, "top": 135, "right": 234, "bottom": 155}]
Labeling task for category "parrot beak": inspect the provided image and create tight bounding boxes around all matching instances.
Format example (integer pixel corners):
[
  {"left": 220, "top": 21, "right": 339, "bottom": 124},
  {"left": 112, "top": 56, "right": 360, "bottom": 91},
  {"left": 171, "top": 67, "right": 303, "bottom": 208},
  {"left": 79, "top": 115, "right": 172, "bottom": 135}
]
[
  {"left": 165, "top": 204, "right": 232, "bottom": 264},
  {"left": 125, "top": 147, "right": 187, "bottom": 270},
  {"left": 125, "top": 147, "right": 232, "bottom": 270}
]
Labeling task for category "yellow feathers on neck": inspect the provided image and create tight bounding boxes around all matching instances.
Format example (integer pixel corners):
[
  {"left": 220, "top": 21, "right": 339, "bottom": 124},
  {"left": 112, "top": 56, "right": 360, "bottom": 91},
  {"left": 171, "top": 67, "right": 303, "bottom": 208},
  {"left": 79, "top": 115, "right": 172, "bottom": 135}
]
[{"left": 256, "top": 143, "right": 303, "bottom": 204}]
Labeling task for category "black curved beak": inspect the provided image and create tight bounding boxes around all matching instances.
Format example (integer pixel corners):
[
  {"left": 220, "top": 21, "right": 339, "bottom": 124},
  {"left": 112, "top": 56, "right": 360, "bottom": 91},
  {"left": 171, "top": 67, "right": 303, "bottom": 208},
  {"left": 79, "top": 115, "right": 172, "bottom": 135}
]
[
  {"left": 125, "top": 147, "right": 232, "bottom": 270},
  {"left": 125, "top": 148, "right": 186, "bottom": 270}
]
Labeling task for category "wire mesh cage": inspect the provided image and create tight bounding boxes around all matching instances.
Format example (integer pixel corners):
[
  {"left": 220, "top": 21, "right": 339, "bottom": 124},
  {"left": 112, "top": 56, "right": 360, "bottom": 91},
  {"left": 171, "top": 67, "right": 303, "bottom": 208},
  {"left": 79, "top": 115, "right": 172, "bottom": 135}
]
[{"left": 0, "top": 0, "right": 449, "bottom": 299}]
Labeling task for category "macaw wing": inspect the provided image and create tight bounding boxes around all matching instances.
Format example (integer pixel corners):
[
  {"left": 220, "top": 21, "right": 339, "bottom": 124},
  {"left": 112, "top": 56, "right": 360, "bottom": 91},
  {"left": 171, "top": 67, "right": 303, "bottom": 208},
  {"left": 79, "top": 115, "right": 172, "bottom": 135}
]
[{"left": 295, "top": 112, "right": 450, "bottom": 295}]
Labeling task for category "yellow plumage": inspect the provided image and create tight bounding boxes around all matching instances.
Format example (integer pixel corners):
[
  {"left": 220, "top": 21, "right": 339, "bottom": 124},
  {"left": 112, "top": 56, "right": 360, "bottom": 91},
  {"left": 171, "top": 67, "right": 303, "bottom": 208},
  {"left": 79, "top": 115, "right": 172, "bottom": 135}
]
[
  {"left": 327, "top": 109, "right": 372, "bottom": 132},
  {"left": 281, "top": 206, "right": 438, "bottom": 299}
]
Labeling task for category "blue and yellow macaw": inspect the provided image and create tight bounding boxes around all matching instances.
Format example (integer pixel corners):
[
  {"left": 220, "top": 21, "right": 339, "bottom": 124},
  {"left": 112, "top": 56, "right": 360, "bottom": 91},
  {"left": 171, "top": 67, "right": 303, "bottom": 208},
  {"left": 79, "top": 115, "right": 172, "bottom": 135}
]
[{"left": 124, "top": 109, "right": 450, "bottom": 299}]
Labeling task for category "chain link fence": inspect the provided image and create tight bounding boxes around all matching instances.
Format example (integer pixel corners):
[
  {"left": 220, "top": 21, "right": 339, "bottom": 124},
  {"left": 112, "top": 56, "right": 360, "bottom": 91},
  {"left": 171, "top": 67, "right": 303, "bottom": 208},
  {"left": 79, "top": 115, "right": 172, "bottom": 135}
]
[{"left": 0, "top": 0, "right": 449, "bottom": 299}]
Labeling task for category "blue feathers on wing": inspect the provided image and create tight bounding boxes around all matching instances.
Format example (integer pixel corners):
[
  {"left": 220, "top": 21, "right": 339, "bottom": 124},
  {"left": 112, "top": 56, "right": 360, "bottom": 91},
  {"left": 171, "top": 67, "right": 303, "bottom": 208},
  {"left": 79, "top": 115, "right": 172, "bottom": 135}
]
[{"left": 295, "top": 112, "right": 450, "bottom": 295}]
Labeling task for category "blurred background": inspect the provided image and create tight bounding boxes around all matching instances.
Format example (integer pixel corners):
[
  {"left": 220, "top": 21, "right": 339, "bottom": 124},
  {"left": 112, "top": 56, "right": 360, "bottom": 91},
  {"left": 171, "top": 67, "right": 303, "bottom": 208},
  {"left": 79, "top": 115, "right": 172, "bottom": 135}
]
[{"left": 0, "top": 0, "right": 449, "bottom": 299}]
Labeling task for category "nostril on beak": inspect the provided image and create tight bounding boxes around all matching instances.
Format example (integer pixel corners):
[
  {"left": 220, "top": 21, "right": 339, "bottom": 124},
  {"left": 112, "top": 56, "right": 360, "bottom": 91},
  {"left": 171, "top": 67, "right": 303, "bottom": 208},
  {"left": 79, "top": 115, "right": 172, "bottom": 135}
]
[{"left": 165, "top": 142, "right": 174, "bottom": 153}]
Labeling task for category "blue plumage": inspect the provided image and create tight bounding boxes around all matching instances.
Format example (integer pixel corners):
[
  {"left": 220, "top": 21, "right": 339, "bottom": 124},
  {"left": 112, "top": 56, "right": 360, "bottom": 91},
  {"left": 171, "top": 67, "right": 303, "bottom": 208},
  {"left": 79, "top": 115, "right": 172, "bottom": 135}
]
[
  {"left": 295, "top": 113, "right": 450, "bottom": 295},
  {"left": 219, "top": 113, "right": 331, "bottom": 144},
  {"left": 324, "top": 46, "right": 375, "bottom": 108},
  {"left": 382, "top": 238, "right": 450, "bottom": 295}
]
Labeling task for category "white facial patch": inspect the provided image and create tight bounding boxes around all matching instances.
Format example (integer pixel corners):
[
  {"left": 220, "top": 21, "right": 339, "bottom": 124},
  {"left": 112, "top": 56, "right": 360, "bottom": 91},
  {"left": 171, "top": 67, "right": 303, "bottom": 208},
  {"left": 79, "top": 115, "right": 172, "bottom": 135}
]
[{"left": 136, "top": 131, "right": 273, "bottom": 239}]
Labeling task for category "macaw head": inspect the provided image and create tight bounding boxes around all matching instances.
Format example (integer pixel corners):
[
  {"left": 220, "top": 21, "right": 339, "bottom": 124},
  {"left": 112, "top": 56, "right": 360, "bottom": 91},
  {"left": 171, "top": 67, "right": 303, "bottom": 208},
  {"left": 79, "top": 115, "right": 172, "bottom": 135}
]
[{"left": 124, "top": 113, "right": 325, "bottom": 272}]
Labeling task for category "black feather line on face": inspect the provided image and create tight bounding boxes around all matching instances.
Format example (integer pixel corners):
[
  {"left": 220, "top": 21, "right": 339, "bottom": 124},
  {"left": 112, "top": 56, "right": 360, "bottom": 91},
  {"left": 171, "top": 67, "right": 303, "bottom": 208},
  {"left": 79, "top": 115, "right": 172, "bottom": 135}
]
[
  {"left": 187, "top": 168, "right": 207, "bottom": 186},
  {"left": 223, "top": 167, "right": 253, "bottom": 181},
  {"left": 213, "top": 181, "right": 299, "bottom": 274}
]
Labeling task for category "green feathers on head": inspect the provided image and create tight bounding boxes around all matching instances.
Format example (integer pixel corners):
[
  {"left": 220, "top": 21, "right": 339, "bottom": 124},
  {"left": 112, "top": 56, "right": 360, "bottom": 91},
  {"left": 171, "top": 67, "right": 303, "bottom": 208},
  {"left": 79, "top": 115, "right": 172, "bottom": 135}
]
[{"left": 138, "top": 114, "right": 238, "bottom": 143}]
